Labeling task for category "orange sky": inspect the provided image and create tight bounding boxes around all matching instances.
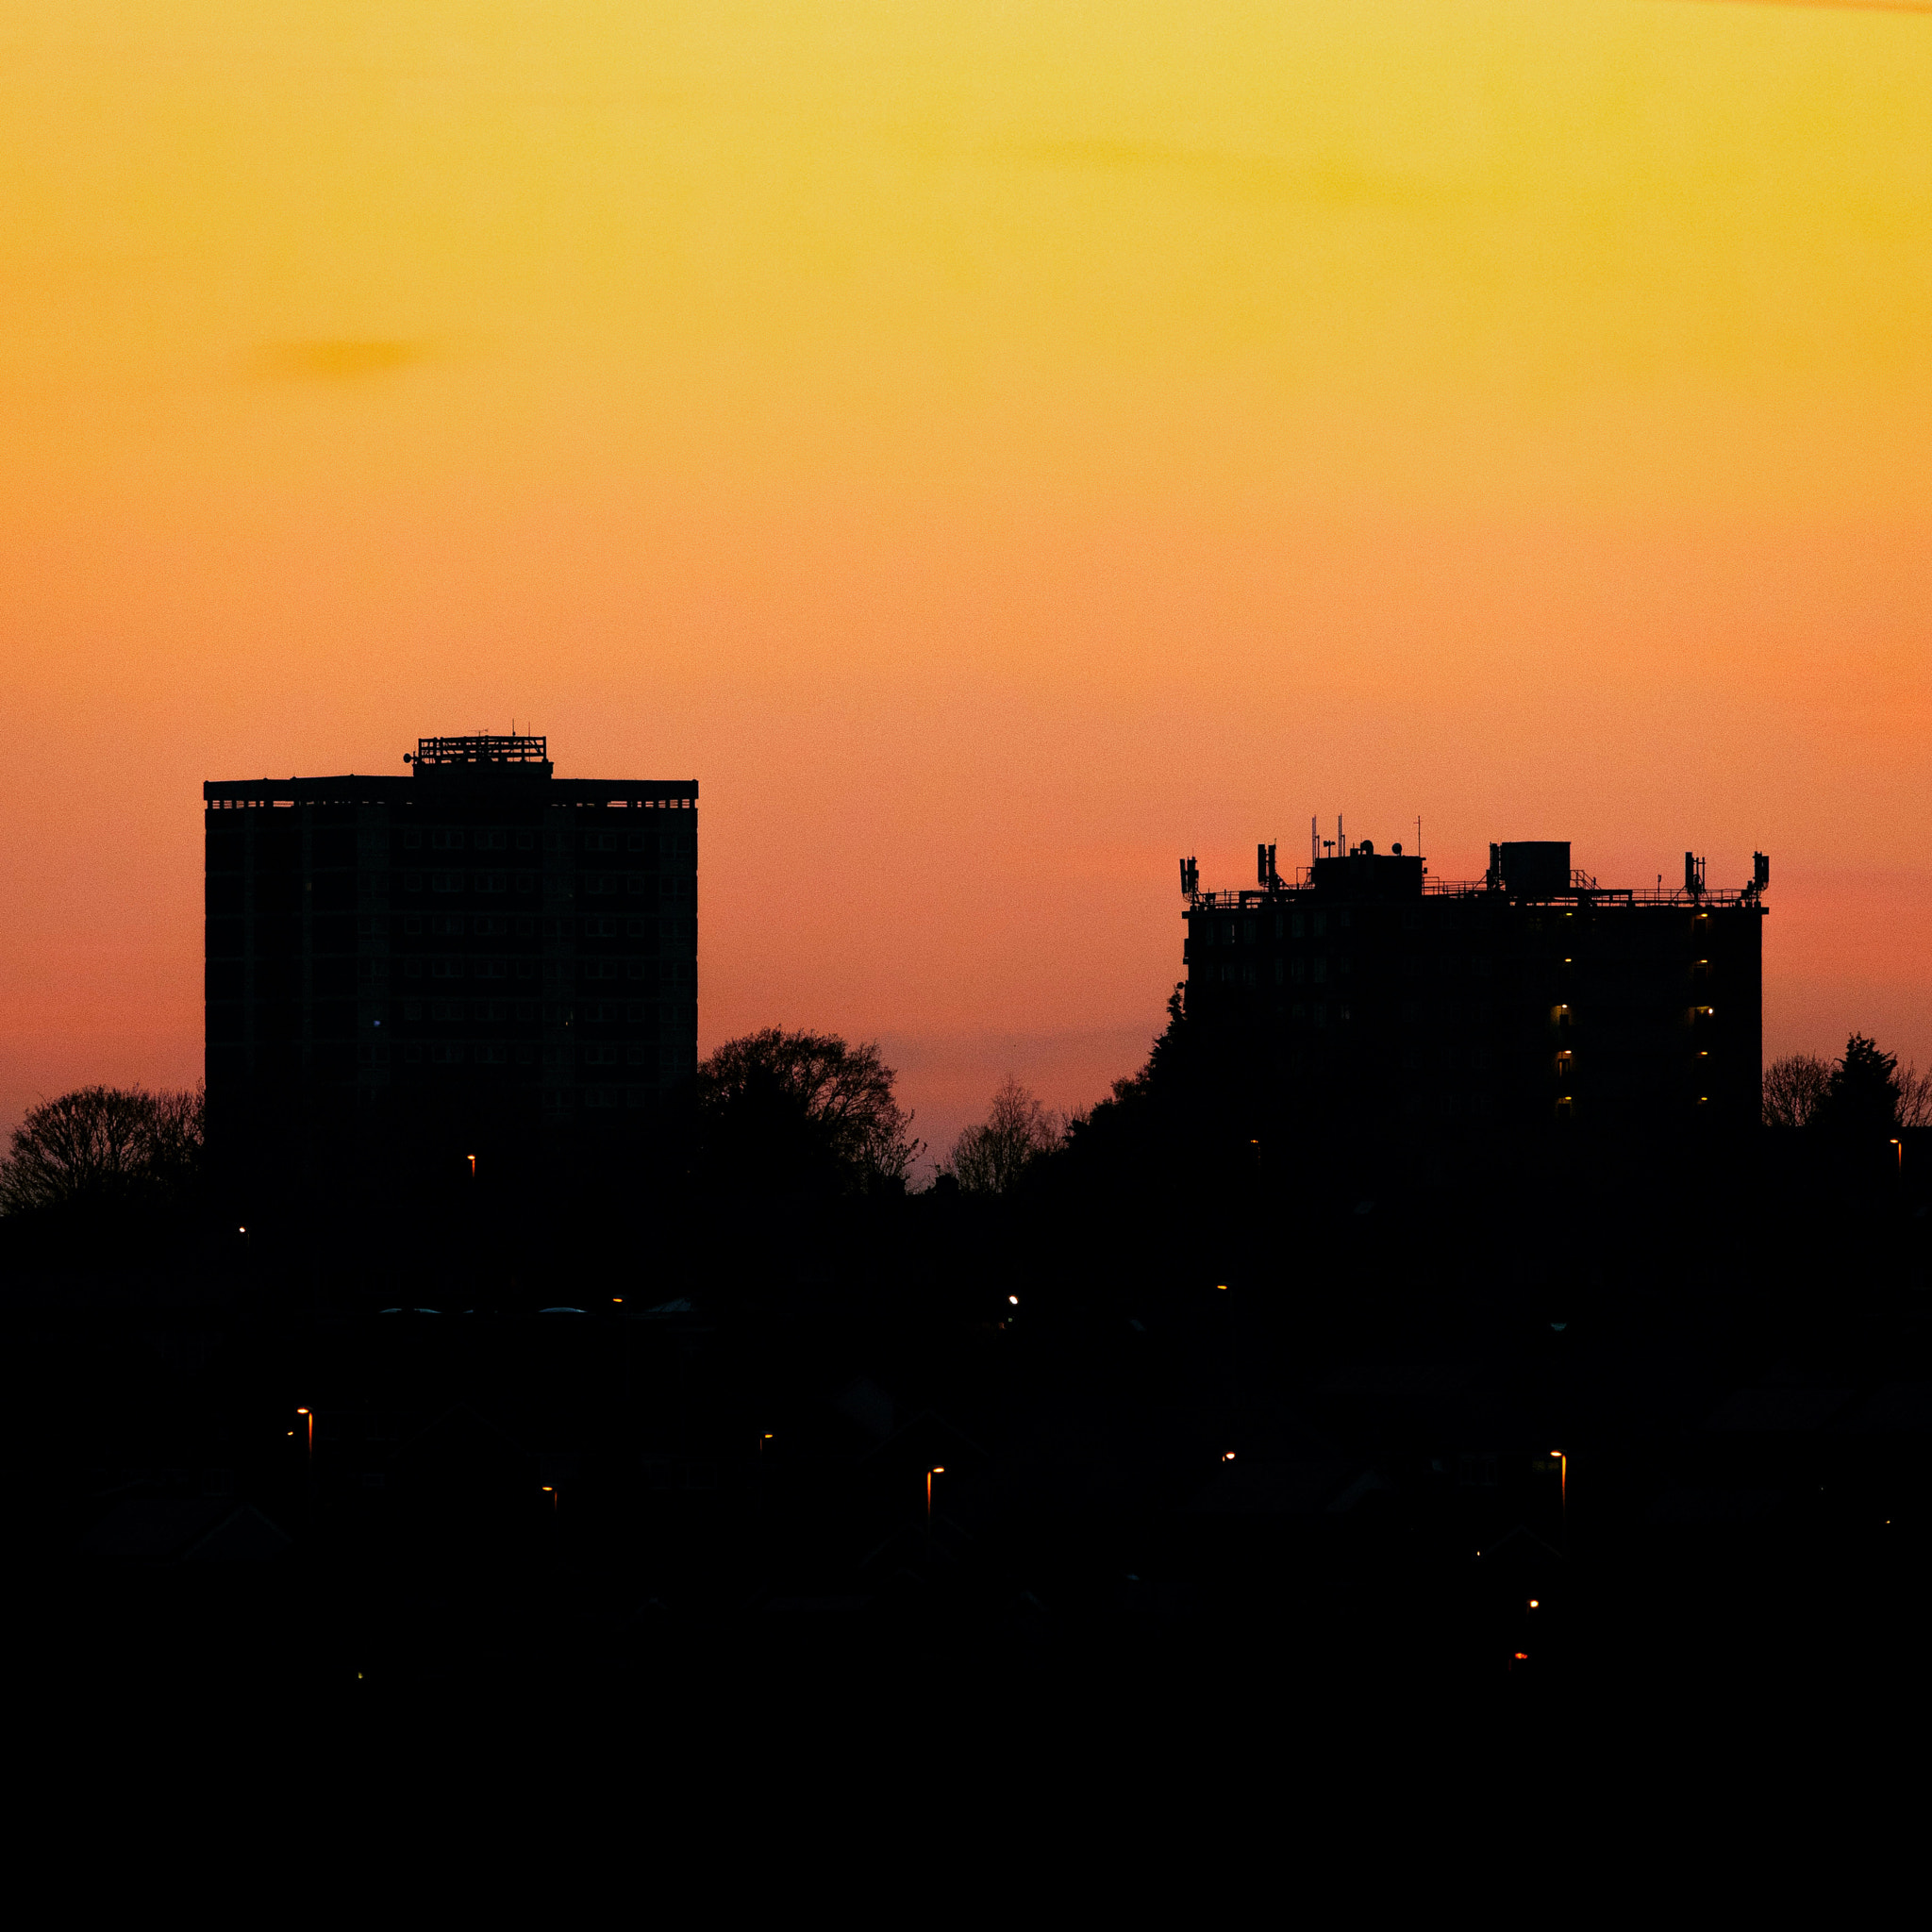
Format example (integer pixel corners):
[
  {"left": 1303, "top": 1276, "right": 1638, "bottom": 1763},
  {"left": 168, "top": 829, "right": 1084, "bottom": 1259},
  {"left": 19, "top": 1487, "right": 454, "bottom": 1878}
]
[{"left": 3, "top": 1, "right": 1929, "bottom": 1163}]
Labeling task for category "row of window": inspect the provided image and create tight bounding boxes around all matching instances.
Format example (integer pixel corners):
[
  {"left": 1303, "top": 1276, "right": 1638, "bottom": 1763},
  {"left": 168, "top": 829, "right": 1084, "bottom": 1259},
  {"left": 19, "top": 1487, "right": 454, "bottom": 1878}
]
[
  {"left": 357, "top": 1041, "right": 686, "bottom": 1069},
  {"left": 359, "top": 956, "right": 691, "bottom": 984},
  {"left": 386, "top": 998, "right": 688, "bottom": 1024},
  {"left": 355, "top": 913, "right": 695, "bottom": 941},
  {"left": 398, "top": 828, "right": 695, "bottom": 857}
]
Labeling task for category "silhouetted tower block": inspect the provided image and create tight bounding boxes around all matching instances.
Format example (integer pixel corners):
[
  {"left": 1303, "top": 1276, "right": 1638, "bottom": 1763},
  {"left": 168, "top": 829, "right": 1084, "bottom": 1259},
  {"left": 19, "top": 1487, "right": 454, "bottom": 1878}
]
[
  {"left": 204, "top": 735, "right": 697, "bottom": 1189},
  {"left": 1181, "top": 829, "right": 1765, "bottom": 1148}
]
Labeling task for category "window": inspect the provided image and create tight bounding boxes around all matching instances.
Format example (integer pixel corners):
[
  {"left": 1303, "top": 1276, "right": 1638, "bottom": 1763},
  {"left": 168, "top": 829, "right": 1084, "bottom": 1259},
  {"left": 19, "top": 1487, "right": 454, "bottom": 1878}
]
[
  {"left": 432, "top": 830, "right": 462, "bottom": 851},
  {"left": 431, "top": 999, "right": 463, "bottom": 1021},
  {"left": 477, "top": 1042, "right": 508, "bottom": 1064},
  {"left": 430, "top": 871, "right": 459, "bottom": 893},
  {"left": 1242, "top": 919, "right": 1256, "bottom": 943},
  {"left": 1458, "top": 1455, "right": 1497, "bottom": 1489},
  {"left": 627, "top": 874, "right": 649, "bottom": 894},
  {"left": 1313, "top": 958, "right": 1326, "bottom": 984},
  {"left": 1313, "top": 1003, "right": 1326, "bottom": 1028},
  {"left": 405, "top": 916, "right": 422, "bottom": 935},
  {"left": 1312, "top": 912, "right": 1326, "bottom": 938},
  {"left": 584, "top": 831, "right": 620, "bottom": 853},
  {"left": 403, "top": 1000, "right": 422, "bottom": 1020},
  {"left": 626, "top": 919, "right": 651, "bottom": 938},
  {"left": 431, "top": 1043, "right": 464, "bottom": 1064},
  {"left": 431, "top": 959, "right": 463, "bottom": 979},
  {"left": 1274, "top": 915, "right": 1285, "bottom": 939},
  {"left": 1291, "top": 912, "right": 1305, "bottom": 940},
  {"left": 515, "top": 830, "right": 534, "bottom": 852},
  {"left": 1274, "top": 958, "right": 1284, "bottom": 986},
  {"left": 475, "top": 958, "right": 508, "bottom": 980},
  {"left": 1291, "top": 958, "right": 1306, "bottom": 984},
  {"left": 405, "top": 872, "right": 422, "bottom": 892},
  {"left": 1224, "top": 922, "right": 1236, "bottom": 945},
  {"left": 405, "top": 959, "right": 422, "bottom": 980},
  {"left": 404, "top": 830, "right": 422, "bottom": 851},
  {"left": 477, "top": 999, "right": 509, "bottom": 1022},
  {"left": 475, "top": 829, "right": 508, "bottom": 852},
  {"left": 475, "top": 871, "right": 508, "bottom": 892}
]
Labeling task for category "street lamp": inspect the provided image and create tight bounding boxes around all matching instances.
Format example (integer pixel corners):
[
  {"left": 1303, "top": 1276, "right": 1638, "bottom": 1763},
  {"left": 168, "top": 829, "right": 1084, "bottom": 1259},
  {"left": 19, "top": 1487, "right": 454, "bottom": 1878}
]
[
  {"left": 1551, "top": 1449, "right": 1567, "bottom": 1542},
  {"left": 926, "top": 1466, "right": 944, "bottom": 1544},
  {"left": 1891, "top": 1138, "right": 1904, "bottom": 1172},
  {"left": 296, "top": 1407, "right": 313, "bottom": 1469}
]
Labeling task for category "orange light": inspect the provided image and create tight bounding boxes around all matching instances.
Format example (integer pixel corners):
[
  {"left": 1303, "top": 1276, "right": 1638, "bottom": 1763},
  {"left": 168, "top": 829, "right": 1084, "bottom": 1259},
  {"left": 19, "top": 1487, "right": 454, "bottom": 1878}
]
[
  {"left": 1528, "top": 1598, "right": 1540, "bottom": 1608},
  {"left": 296, "top": 1407, "right": 309, "bottom": 1415},
  {"left": 1217, "top": 1284, "right": 1228, "bottom": 1291},
  {"left": 1223, "top": 1451, "right": 1236, "bottom": 1461},
  {"left": 1513, "top": 1652, "right": 1529, "bottom": 1661},
  {"left": 1008, "top": 1294, "right": 1019, "bottom": 1305}
]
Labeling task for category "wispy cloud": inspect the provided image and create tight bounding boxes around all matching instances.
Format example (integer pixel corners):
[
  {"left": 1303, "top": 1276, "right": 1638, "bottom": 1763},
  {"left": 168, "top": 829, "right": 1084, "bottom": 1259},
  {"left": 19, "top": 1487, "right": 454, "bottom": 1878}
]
[{"left": 254, "top": 341, "right": 429, "bottom": 381}]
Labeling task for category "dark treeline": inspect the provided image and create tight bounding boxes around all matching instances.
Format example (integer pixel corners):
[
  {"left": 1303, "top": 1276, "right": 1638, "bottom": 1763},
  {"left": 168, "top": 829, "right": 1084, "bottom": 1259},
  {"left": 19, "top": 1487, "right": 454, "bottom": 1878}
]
[{"left": 4, "top": 1010, "right": 1930, "bottom": 1766}]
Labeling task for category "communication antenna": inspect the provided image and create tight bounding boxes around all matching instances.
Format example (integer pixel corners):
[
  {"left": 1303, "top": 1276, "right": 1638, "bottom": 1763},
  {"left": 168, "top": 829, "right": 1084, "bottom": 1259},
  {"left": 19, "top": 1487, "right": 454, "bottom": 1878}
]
[
  {"left": 1179, "top": 855, "right": 1199, "bottom": 897},
  {"left": 1310, "top": 816, "right": 1319, "bottom": 870}
]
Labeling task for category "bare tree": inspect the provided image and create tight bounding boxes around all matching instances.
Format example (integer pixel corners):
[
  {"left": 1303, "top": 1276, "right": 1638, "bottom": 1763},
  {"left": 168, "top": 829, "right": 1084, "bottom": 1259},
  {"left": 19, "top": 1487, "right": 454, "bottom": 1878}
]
[
  {"left": 1762, "top": 1053, "right": 1832, "bottom": 1130},
  {"left": 946, "top": 1077, "right": 1063, "bottom": 1194},
  {"left": 698, "top": 1029, "right": 922, "bottom": 1191},
  {"left": 0, "top": 1084, "right": 206, "bottom": 1216},
  {"left": 1898, "top": 1062, "right": 1932, "bottom": 1132}
]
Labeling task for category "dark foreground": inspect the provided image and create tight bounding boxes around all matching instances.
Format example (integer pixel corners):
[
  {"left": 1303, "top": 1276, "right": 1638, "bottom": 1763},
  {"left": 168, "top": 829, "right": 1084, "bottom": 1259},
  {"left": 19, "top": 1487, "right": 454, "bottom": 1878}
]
[{"left": 7, "top": 1140, "right": 1931, "bottom": 1799}]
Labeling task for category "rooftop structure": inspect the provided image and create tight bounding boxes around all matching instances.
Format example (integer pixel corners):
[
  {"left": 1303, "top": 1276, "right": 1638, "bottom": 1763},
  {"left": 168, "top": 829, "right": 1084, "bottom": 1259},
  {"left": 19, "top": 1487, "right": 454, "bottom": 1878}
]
[{"left": 1180, "top": 829, "right": 1767, "bottom": 1145}]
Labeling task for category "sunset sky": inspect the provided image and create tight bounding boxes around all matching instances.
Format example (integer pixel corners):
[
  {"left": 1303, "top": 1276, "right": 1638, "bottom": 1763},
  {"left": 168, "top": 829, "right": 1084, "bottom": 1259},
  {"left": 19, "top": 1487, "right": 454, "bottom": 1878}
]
[{"left": 3, "top": 0, "right": 1929, "bottom": 1162}]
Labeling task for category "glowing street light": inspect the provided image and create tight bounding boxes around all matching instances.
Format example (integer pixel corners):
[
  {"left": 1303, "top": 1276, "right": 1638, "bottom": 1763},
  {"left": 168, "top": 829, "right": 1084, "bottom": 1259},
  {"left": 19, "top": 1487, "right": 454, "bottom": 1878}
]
[
  {"left": 926, "top": 1466, "right": 944, "bottom": 1544},
  {"left": 296, "top": 1407, "right": 313, "bottom": 1468},
  {"left": 1551, "top": 1450, "right": 1568, "bottom": 1541}
]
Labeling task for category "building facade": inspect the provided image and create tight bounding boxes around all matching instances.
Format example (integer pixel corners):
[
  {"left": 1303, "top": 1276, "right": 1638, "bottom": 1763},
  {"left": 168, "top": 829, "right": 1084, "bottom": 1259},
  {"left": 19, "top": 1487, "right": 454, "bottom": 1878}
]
[
  {"left": 205, "top": 735, "right": 697, "bottom": 1165},
  {"left": 1181, "top": 838, "right": 1766, "bottom": 1144}
]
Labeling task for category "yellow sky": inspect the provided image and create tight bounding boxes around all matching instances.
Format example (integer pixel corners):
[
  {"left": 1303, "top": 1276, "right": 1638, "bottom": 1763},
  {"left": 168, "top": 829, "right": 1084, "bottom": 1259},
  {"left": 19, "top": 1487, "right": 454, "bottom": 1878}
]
[{"left": 3, "top": 1, "right": 1929, "bottom": 1148}]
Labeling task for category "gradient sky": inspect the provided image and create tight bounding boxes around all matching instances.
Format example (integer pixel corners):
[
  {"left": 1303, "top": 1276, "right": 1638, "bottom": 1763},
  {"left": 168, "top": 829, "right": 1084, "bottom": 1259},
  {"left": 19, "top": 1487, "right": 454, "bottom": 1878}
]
[{"left": 3, "top": 0, "right": 1929, "bottom": 1164}]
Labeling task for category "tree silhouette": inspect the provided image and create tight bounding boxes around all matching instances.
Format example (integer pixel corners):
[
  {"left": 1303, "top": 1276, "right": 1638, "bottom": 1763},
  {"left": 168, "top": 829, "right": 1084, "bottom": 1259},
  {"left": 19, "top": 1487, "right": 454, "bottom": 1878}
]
[
  {"left": 697, "top": 1029, "right": 922, "bottom": 1194},
  {"left": 0, "top": 1084, "right": 205, "bottom": 1218},
  {"left": 946, "top": 1076, "right": 1062, "bottom": 1194},
  {"left": 1763, "top": 1053, "right": 1833, "bottom": 1130},
  {"left": 1818, "top": 1033, "right": 1901, "bottom": 1143}
]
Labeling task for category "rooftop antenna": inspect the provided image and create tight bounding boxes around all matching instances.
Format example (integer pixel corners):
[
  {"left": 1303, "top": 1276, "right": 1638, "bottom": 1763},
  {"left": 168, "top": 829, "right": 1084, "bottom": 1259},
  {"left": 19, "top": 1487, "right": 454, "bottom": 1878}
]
[
  {"left": 1338, "top": 813, "right": 1343, "bottom": 859},
  {"left": 1311, "top": 815, "right": 1318, "bottom": 870}
]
